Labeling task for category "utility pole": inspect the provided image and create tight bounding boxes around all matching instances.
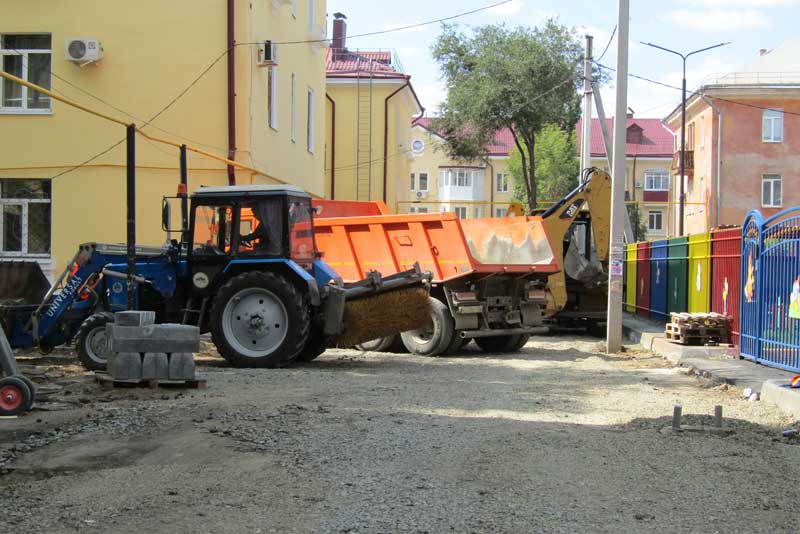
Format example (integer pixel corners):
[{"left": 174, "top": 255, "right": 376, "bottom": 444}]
[
  {"left": 606, "top": 0, "right": 629, "bottom": 354},
  {"left": 580, "top": 35, "right": 594, "bottom": 181}
]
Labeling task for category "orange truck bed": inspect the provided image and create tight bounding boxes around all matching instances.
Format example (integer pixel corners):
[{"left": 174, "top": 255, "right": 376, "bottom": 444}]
[{"left": 312, "top": 203, "right": 560, "bottom": 284}]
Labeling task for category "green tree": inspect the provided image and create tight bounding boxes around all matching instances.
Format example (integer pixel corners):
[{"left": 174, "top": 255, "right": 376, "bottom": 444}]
[
  {"left": 431, "top": 20, "right": 584, "bottom": 212},
  {"left": 627, "top": 204, "right": 648, "bottom": 242},
  {"left": 508, "top": 123, "right": 579, "bottom": 208}
]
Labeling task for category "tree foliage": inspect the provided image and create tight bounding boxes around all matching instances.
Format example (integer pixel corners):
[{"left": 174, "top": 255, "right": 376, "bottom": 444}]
[
  {"left": 627, "top": 204, "right": 648, "bottom": 242},
  {"left": 508, "top": 123, "right": 578, "bottom": 208},
  {"left": 431, "top": 20, "right": 584, "bottom": 211}
]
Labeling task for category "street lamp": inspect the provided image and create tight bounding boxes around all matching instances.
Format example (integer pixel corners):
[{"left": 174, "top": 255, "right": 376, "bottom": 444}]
[{"left": 641, "top": 41, "right": 730, "bottom": 236}]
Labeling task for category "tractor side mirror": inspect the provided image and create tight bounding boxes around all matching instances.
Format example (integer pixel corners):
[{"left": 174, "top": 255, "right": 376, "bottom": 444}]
[{"left": 161, "top": 198, "right": 171, "bottom": 233}]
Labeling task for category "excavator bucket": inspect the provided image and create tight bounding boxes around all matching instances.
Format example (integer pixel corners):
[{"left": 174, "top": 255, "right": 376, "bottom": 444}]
[{"left": 0, "top": 261, "right": 50, "bottom": 306}]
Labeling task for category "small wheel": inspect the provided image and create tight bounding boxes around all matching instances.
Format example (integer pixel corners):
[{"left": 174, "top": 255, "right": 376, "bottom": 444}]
[
  {"left": 296, "top": 326, "right": 327, "bottom": 363},
  {"left": 17, "top": 375, "right": 36, "bottom": 412},
  {"left": 0, "top": 376, "right": 32, "bottom": 416},
  {"left": 76, "top": 312, "right": 115, "bottom": 371},
  {"left": 210, "top": 272, "right": 310, "bottom": 368},
  {"left": 475, "top": 334, "right": 526, "bottom": 353},
  {"left": 356, "top": 336, "right": 398, "bottom": 353},
  {"left": 400, "top": 298, "right": 453, "bottom": 357}
]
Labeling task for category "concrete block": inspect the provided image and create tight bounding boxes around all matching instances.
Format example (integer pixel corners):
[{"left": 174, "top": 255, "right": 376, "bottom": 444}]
[
  {"left": 761, "top": 380, "right": 800, "bottom": 419},
  {"left": 114, "top": 311, "right": 156, "bottom": 327},
  {"left": 108, "top": 352, "right": 143, "bottom": 381},
  {"left": 168, "top": 352, "right": 196, "bottom": 381},
  {"left": 110, "top": 324, "right": 200, "bottom": 353},
  {"left": 142, "top": 352, "right": 170, "bottom": 381}
]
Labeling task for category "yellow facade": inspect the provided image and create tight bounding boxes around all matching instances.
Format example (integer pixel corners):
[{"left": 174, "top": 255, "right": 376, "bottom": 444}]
[
  {"left": 325, "top": 79, "right": 420, "bottom": 210},
  {"left": 405, "top": 124, "right": 513, "bottom": 217},
  {"left": 0, "top": 0, "right": 326, "bottom": 276}
]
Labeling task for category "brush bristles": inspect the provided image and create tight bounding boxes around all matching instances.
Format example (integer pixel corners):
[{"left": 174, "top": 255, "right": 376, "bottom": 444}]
[{"left": 334, "top": 287, "right": 432, "bottom": 348}]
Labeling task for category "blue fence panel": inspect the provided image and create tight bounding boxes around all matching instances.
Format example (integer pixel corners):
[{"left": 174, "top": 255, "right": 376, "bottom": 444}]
[
  {"left": 740, "top": 207, "right": 800, "bottom": 372},
  {"left": 740, "top": 212, "right": 762, "bottom": 362},
  {"left": 649, "top": 240, "right": 669, "bottom": 321}
]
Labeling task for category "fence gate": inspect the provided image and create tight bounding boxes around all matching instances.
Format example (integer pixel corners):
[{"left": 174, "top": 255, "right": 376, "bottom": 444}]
[{"left": 740, "top": 208, "right": 800, "bottom": 371}]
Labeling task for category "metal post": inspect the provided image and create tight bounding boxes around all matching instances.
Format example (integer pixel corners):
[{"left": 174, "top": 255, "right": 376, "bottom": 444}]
[
  {"left": 180, "top": 144, "right": 189, "bottom": 243},
  {"left": 126, "top": 124, "right": 136, "bottom": 311},
  {"left": 606, "top": 0, "right": 629, "bottom": 354},
  {"left": 679, "top": 62, "right": 686, "bottom": 236},
  {"left": 581, "top": 35, "right": 594, "bottom": 180}
]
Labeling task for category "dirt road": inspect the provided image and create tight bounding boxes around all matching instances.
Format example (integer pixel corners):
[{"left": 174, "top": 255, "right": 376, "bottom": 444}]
[{"left": 1, "top": 336, "right": 798, "bottom": 533}]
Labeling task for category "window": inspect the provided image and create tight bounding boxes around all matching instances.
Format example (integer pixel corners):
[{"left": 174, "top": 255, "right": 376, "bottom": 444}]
[
  {"left": 418, "top": 172, "right": 429, "bottom": 191},
  {"left": 699, "top": 116, "right": 705, "bottom": 148},
  {"left": 412, "top": 139, "right": 425, "bottom": 154},
  {"left": 648, "top": 210, "right": 663, "bottom": 232},
  {"left": 0, "top": 179, "right": 51, "bottom": 256},
  {"left": 289, "top": 198, "right": 314, "bottom": 264},
  {"left": 290, "top": 73, "right": 296, "bottom": 142},
  {"left": 410, "top": 206, "right": 428, "bottom": 214},
  {"left": 687, "top": 123, "right": 695, "bottom": 149},
  {"left": 267, "top": 65, "right": 278, "bottom": 130},
  {"left": 292, "top": 0, "right": 297, "bottom": 17},
  {"left": 473, "top": 207, "right": 481, "bottom": 218},
  {"left": 238, "top": 200, "right": 283, "bottom": 256},
  {"left": 644, "top": 169, "right": 669, "bottom": 191},
  {"left": 308, "top": 0, "right": 316, "bottom": 32},
  {"left": 193, "top": 204, "right": 234, "bottom": 255},
  {"left": 496, "top": 173, "right": 509, "bottom": 193},
  {"left": 456, "top": 170, "right": 471, "bottom": 187},
  {"left": 454, "top": 207, "right": 467, "bottom": 219},
  {"left": 762, "top": 174, "right": 782, "bottom": 208},
  {"left": 496, "top": 208, "right": 507, "bottom": 217},
  {"left": 763, "top": 109, "right": 784, "bottom": 143},
  {"left": 307, "top": 87, "right": 315, "bottom": 153},
  {"left": 1, "top": 34, "right": 52, "bottom": 112},
  {"left": 410, "top": 173, "right": 416, "bottom": 191}
]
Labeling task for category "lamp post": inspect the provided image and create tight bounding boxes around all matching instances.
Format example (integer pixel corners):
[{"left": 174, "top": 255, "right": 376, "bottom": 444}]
[{"left": 641, "top": 41, "right": 730, "bottom": 236}]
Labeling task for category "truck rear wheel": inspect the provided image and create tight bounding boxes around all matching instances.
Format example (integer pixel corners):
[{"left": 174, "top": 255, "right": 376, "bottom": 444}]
[
  {"left": 400, "top": 298, "right": 453, "bottom": 357},
  {"left": 210, "top": 272, "right": 310, "bottom": 368},
  {"left": 475, "top": 334, "right": 529, "bottom": 354},
  {"left": 76, "top": 312, "right": 115, "bottom": 372},
  {"left": 355, "top": 336, "right": 397, "bottom": 353}
]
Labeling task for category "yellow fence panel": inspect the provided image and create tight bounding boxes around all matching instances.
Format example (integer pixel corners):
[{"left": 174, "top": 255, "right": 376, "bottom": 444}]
[
  {"left": 688, "top": 233, "right": 712, "bottom": 313},
  {"left": 625, "top": 244, "right": 637, "bottom": 313}
]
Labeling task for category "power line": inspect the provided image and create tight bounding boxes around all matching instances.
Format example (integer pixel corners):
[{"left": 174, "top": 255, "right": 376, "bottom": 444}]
[{"left": 595, "top": 26, "right": 617, "bottom": 63}]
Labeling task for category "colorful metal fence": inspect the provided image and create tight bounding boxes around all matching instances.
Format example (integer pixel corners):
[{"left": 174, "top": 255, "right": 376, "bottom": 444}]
[
  {"left": 667, "top": 236, "right": 689, "bottom": 318},
  {"left": 649, "top": 240, "right": 669, "bottom": 321},
  {"left": 636, "top": 242, "right": 651, "bottom": 317},
  {"left": 711, "top": 227, "right": 742, "bottom": 345},
  {"left": 688, "top": 233, "right": 711, "bottom": 313},
  {"left": 625, "top": 244, "right": 637, "bottom": 313},
  {"left": 739, "top": 208, "right": 800, "bottom": 372}
]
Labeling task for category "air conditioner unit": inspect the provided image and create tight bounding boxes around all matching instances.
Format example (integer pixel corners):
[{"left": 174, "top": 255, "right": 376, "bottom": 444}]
[
  {"left": 258, "top": 41, "right": 278, "bottom": 66},
  {"left": 415, "top": 191, "right": 427, "bottom": 199},
  {"left": 65, "top": 38, "right": 103, "bottom": 63}
]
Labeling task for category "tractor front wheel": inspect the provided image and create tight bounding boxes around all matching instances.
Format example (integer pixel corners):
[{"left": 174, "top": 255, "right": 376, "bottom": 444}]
[
  {"left": 76, "top": 312, "right": 115, "bottom": 372},
  {"left": 210, "top": 272, "right": 310, "bottom": 368}
]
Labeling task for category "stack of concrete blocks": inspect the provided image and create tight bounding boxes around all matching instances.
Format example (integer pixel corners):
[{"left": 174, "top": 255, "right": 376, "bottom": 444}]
[{"left": 106, "top": 311, "right": 200, "bottom": 382}]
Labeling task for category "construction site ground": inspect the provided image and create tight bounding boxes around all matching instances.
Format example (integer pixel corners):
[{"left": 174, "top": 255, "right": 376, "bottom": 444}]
[{"left": 1, "top": 335, "right": 799, "bottom": 533}]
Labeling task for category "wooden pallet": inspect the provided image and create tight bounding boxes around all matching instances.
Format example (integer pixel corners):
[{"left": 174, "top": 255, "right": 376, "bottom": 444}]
[
  {"left": 669, "top": 312, "right": 730, "bottom": 328},
  {"left": 94, "top": 372, "right": 207, "bottom": 390}
]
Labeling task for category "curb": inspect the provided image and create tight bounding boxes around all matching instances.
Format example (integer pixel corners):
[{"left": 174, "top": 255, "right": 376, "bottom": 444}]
[{"left": 761, "top": 380, "right": 800, "bottom": 419}]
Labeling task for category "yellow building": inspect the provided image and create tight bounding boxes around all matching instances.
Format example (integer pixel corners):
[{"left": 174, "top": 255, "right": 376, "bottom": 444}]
[
  {"left": 405, "top": 118, "right": 514, "bottom": 217},
  {"left": 324, "top": 14, "right": 422, "bottom": 208},
  {"left": 0, "top": 0, "right": 327, "bottom": 277}
]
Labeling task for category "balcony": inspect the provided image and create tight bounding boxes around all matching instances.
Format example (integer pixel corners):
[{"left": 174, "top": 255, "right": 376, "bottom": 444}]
[{"left": 671, "top": 150, "right": 694, "bottom": 178}]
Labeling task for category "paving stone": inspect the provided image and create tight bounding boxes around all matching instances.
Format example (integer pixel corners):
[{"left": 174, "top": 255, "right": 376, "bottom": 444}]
[
  {"left": 110, "top": 324, "right": 200, "bottom": 353},
  {"left": 168, "top": 353, "right": 196, "bottom": 381},
  {"left": 114, "top": 311, "right": 156, "bottom": 327},
  {"left": 142, "top": 353, "right": 170, "bottom": 381},
  {"left": 108, "top": 352, "right": 143, "bottom": 381}
]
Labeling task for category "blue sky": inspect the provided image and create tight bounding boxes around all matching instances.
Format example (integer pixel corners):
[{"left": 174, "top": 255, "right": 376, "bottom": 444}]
[{"left": 327, "top": 0, "right": 799, "bottom": 119}]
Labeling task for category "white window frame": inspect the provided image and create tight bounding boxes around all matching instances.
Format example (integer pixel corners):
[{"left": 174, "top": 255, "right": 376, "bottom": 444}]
[
  {"left": 454, "top": 207, "right": 467, "bottom": 219},
  {"left": 0, "top": 179, "right": 52, "bottom": 257},
  {"left": 762, "top": 174, "right": 782, "bottom": 208},
  {"left": 644, "top": 169, "right": 669, "bottom": 191},
  {"left": 418, "top": 172, "right": 429, "bottom": 192},
  {"left": 0, "top": 34, "right": 52, "bottom": 114},
  {"left": 495, "top": 208, "right": 507, "bottom": 218},
  {"left": 763, "top": 109, "right": 784, "bottom": 143},
  {"left": 496, "top": 173, "right": 509, "bottom": 193},
  {"left": 647, "top": 210, "right": 663, "bottom": 232},
  {"left": 290, "top": 73, "right": 296, "bottom": 143},
  {"left": 306, "top": 87, "right": 315, "bottom": 153}
]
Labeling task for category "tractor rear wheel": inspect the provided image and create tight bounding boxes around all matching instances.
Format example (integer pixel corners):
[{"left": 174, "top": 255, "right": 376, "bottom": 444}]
[
  {"left": 210, "top": 272, "right": 310, "bottom": 368},
  {"left": 400, "top": 298, "right": 453, "bottom": 357},
  {"left": 76, "top": 312, "right": 115, "bottom": 371},
  {"left": 296, "top": 326, "right": 326, "bottom": 363},
  {"left": 475, "top": 334, "right": 528, "bottom": 354},
  {"left": 0, "top": 376, "right": 32, "bottom": 416}
]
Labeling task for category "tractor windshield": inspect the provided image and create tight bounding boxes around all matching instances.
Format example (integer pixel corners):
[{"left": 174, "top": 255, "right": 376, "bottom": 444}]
[
  {"left": 238, "top": 200, "right": 283, "bottom": 256},
  {"left": 288, "top": 198, "right": 314, "bottom": 266},
  {"left": 193, "top": 204, "right": 233, "bottom": 254}
]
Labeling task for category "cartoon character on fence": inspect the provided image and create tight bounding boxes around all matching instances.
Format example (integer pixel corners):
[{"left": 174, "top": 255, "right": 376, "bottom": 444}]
[
  {"left": 723, "top": 277, "right": 729, "bottom": 315},
  {"left": 789, "top": 275, "right": 800, "bottom": 320},
  {"left": 744, "top": 253, "right": 755, "bottom": 304}
]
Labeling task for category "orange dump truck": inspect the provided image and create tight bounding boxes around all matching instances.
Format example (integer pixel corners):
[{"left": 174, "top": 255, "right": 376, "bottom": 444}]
[{"left": 312, "top": 201, "right": 560, "bottom": 356}]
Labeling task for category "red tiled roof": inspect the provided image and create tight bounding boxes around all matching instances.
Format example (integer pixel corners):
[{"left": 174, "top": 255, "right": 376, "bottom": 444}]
[
  {"left": 575, "top": 117, "right": 675, "bottom": 158},
  {"left": 412, "top": 117, "right": 515, "bottom": 157},
  {"left": 326, "top": 49, "right": 408, "bottom": 79}
]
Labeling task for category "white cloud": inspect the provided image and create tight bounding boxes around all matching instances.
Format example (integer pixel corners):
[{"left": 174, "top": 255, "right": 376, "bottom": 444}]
[
  {"left": 678, "top": 0, "right": 796, "bottom": 5},
  {"left": 415, "top": 82, "right": 447, "bottom": 114},
  {"left": 660, "top": 9, "right": 770, "bottom": 31},
  {"left": 396, "top": 46, "right": 423, "bottom": 59}
]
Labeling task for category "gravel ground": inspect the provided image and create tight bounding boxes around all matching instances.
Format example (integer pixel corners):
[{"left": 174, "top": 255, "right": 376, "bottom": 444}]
[{"left": 1, "top": 336, "right": 798, "bottom": 533}]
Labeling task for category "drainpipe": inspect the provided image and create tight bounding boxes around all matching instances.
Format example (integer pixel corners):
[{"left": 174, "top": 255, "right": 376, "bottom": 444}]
[
  {"left": 226, "top": 0, "right": 237, "bottom": 185},
  {"left": 702, "top": 96, "right": 723, "bottom": 227},
  {"left": 326, "top": 93, "right": 336, "bottom": 199},
  {"left": 487, "top": 159, "right": 495, "bottom": 216}
]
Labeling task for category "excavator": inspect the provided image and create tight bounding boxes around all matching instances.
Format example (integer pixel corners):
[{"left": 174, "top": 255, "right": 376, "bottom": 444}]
[{"left": 508, "top": 168, "right": 611, "bottom": 335}]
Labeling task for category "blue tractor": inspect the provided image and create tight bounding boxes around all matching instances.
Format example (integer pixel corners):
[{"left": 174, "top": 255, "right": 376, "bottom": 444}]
[{"left": 0, "top": 185, "right": 431, "bottom": 370}]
